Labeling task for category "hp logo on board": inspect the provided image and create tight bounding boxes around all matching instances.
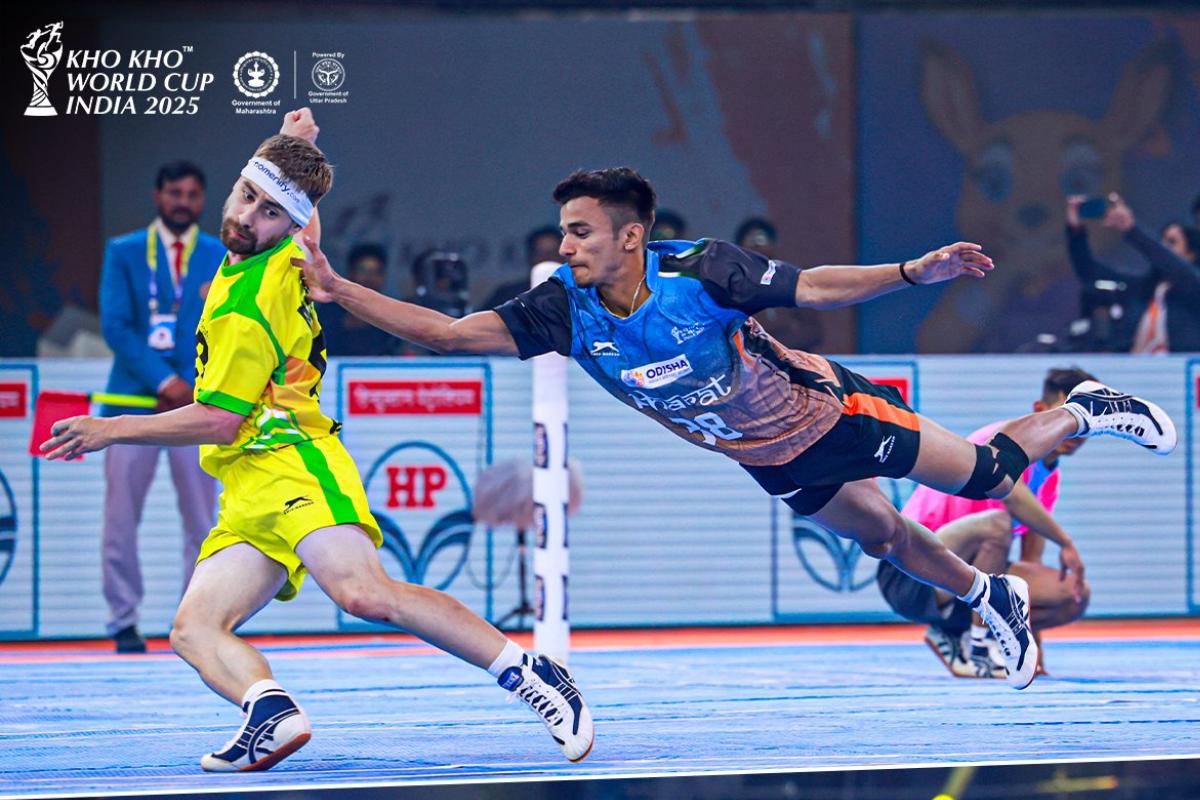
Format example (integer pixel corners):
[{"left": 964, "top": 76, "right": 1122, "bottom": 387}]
[{"left": 364, "top": 442, "right": 474, "bottom": 590}]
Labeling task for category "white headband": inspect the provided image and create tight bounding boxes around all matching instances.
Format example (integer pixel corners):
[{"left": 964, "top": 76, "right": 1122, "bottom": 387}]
[{"left": 239, "top": 157, "right": 314, "bottom": 227}]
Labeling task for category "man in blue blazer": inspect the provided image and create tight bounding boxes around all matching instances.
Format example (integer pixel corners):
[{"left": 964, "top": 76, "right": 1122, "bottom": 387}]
[{"left": 99, "top": 161, "right": 224, "bottom": 652}]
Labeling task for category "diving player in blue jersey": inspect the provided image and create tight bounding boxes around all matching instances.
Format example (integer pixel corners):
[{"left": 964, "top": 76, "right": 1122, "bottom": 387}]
[{"left": 295, "top": 167, "right": 1176, "bottom": 691}]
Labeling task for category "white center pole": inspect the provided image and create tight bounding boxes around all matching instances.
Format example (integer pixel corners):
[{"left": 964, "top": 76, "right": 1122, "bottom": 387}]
[{"left": 530, "top": 260, "right": 570, "bottom": 662}]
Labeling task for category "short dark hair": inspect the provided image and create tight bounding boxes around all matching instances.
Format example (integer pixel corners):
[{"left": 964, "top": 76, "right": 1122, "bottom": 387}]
[
  {"left": 156, "top": 160, "right": 205, "bottom": 190},
  {"left": 735, "top": 217, "right": 777, "bottom": 246},
  {"left": 525, "top": 225, "right": 561, "bottom": 262},
  {"left": 1160, "top": 221, "right": 1200, "bottom": 264},
  {"left": 651, "top": 209, "right": 687, "bottom": 240},
  {"left": 552, "top": 167, "right": 656, "bottom": 232},
  {"left": 348, "top": 243, "right": 388, "bottom": 269},
  {"left": 1042, "top": 366, "right": 1096, "bottom": 402}
]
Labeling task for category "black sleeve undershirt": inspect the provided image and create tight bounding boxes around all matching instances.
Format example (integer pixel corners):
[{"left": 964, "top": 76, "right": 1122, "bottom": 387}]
[{"left": 494, "top": 278, "right": 573, "bottom": 360}]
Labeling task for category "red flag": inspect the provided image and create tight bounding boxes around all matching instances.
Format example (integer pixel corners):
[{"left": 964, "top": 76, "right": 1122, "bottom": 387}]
[{"left": 29, "top": 391, "right": 91, "bottom": 458}]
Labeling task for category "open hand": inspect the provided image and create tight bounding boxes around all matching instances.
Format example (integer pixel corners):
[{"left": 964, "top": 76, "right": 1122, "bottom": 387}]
[
  {"left": 291, "top": 235, "right": 341, "bottom": 303},
  {"left": 908, "top": 241, "right": 995, "bottom": 285},
  {"left": 40, "top": 415, "right": 111, "bottom": 460}
]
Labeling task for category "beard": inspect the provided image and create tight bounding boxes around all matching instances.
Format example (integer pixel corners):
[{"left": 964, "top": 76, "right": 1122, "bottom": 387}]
[
  {"left": 220, "top": 217, "right": 261, "bottom": 255},
  {"left": 159, "top": 206, "right": 197, "bottom": 234}
]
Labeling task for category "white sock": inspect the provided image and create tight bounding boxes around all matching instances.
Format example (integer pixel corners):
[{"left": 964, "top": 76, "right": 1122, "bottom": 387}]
[
  {"left": 1061, "top": 402, "right": 1088, "bottom": 435},
  {"left": 241, "top": 679, "right": 284, "bottom": 708},
  {"left": 970, "top": 623, "right": 989, "bottom": 644},
  {"left": 958, "top": 568, "right": 987, "bottom": 605},
  {"left": 486, "top": 639, "right": 526, "bottom": 678}
]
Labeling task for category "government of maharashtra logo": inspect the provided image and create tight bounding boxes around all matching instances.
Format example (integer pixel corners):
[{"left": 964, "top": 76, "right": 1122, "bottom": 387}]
[
  {"left": 364, "top": 442, "right": 474, "bottom": 590},
  {"left": 233, "top": 51, "right": 280, "bottom": 98},
  {"left": 311, "top": 57, "right": 345, "bottom": 91},
  {"left": 21, "top": 22, "right": 65, "bottom": 116}
]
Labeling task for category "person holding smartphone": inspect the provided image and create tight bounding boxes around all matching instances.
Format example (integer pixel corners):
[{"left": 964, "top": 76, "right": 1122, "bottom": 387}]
[{"left": 1066, "top": 193, "right": 1200, "bottom": 353}]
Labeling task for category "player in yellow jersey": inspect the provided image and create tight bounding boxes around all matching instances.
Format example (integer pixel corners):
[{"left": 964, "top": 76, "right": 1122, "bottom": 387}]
[{"left": 41, "top": 109, "right": 593, "bottom": 772}]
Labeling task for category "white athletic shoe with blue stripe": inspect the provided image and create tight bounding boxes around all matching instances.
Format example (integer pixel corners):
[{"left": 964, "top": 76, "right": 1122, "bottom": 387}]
[
  {"left": 498, "top": 654, "right": 594, "bottom": 762},
  {"left": 200, "top": 688, "right": 311, "bottom": 772},
  {"left": 1065, "top": 380, "right": 1176, "bottom": 455},
  {"left": 971, "top": 574, "right": 1038, "bottom": 690}
]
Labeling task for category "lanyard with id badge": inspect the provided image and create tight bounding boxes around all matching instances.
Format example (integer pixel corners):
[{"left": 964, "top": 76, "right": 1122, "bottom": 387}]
[{"left": 146, "top": 222, "right": 197, "bottom": 351}]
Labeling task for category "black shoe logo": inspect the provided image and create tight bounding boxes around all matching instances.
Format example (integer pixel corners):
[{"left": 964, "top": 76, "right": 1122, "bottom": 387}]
[{"left": 283, "top": 496, "right": 314, "bottom": 514}]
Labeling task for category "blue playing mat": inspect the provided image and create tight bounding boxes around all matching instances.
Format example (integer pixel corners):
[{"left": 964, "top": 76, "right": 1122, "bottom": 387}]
[{"left": 1, "top": 637, "right": 1198, "bottom": 797}]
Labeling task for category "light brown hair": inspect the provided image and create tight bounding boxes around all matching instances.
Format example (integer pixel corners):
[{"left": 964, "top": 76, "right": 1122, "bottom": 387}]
[{"left": 253, "top": 134, "right": 334, "bottom": 204}]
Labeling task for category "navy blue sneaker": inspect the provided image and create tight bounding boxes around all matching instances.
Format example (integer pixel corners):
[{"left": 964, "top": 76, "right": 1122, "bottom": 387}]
[
  {"left": 200, "top": 688, "right": 311, "bottom": 772},
  {"left": 1065, "top": 380, "right": 1176, "bottom": 454},
  {"left": 971, "top": 574, "right": 1038, "bottom": 690},
  {"left": 498, "top": 654, "right": 594, "bottom": 762}
]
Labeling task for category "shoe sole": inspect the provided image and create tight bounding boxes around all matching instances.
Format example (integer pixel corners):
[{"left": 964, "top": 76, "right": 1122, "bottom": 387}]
[
  {"left": 1070, "top": 381, "right": 1177, "bottom": 455},
  {"left": 1002, "top": 575, "right": 1038, "bottom": 691},
  {"left": 568, "top": 736, "right": 594, "bottom": 763},
  {"left": 237, "top": 730, "right": 311, "bottom": 772},
  {"left": 923, "top": 636, "right": 957, "bottom": 676}
]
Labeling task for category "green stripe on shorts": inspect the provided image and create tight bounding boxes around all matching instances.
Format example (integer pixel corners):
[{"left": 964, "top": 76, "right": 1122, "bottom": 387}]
[{"left": 295, "top": 440, "right": 360, "bottom": 523}]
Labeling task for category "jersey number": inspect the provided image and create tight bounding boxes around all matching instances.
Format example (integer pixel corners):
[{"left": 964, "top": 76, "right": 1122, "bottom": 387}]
[{"left": 669, "top": 412, "right": 743, "bottom": 445}]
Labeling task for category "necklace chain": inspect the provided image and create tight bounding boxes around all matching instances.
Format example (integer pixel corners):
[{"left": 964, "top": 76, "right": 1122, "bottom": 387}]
[{"left": 600, "top": 274, "right": 647, "bottom": 318}]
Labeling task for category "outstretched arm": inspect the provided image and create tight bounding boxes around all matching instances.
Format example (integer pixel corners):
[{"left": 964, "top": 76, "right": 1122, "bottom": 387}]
[
  {"left": 294, "top": 236, "right": 519, "bottom": 356},
  {"left": 794, "top": 242, "right": 994, "bottom": 309},
  {"left": 41, "top": 402, "right": 244, "bottom": 460}
]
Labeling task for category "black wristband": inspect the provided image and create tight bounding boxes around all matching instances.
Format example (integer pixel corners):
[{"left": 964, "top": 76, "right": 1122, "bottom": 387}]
[{"left": 898, "top": 260, "right": 918, "bottom": 286}]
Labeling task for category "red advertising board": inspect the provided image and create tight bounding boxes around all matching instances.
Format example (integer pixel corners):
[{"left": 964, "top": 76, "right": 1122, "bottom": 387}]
[{"left": 348, "top": 380, "right": 482, "bottom": 415}]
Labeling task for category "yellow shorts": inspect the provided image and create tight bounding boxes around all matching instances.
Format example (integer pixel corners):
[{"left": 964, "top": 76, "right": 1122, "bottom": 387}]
[{"left": 197, "top": 435, "right": 382, "bottom": 601}]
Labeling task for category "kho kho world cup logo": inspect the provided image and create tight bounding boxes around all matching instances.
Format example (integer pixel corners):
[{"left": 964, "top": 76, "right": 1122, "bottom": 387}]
[{"left": 21, "top": 22, "right": 65, "bottom": 116}]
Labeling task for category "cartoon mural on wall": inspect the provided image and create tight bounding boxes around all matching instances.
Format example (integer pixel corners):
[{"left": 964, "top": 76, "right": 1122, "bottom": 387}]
[{"left": 916, "top": 41, "right": 1173, "bottom": 353}]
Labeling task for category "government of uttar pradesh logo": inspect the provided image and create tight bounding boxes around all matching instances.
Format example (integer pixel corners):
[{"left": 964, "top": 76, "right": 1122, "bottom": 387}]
[
  {"left": 232, "top": 51, "right": 280, "bottom": 98},
  {"left": 21, "top": 22, "right": 64, "bottom": 116},
  {"left": 311, "top": 57, "right": 345, "bottom": 91}
]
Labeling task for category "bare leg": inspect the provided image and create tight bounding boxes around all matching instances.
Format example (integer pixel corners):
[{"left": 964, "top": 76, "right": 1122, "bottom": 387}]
[
  {"left": 907, "top": 413, "right": 1075, "bottom": 499},
  {"left": 296, "top": 524, "right": 507, "bottom": 670},
  {"left": 925, "top": 510, "right": 1014, "bottom": 621},
  {"left": 1009, "top": 560, "right": 1091, "bottom": 629},
  {"left": 809, "top": 479, "right": 976, "bottom": 597},
  {"left": 169, "top": 543, "right": 287, "bottom": 704}
]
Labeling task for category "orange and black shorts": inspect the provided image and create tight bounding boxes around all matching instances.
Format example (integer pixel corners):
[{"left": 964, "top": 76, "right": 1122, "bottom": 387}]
[{"left": 741, "top": 360, "right": 921, "bottom": 516}]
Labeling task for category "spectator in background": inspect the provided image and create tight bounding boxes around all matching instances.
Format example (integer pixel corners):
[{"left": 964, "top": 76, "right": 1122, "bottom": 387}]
[
  {"left": 1066, "top": 194, "right": 1200, "bottom": 353},
  {"left": 735, "top": 216, "right": 822, "bottom": 351},
  {"left": 321, "top": 243, "right": 396, "bottom": 356},
  {"left": 482, "top": 226, "right": 561, "bottom": 310},
  {"left": 398, "top": 249, "right": 471, "bottom": 355},
  {"left": 649, "top": 209, "right": 686, "bottom": 241},
  {"left": 98, "top": 160, "right": 223, "bottom": 652}
]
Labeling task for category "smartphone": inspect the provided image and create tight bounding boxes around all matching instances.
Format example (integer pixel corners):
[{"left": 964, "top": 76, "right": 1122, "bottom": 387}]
[{"left": 1078, "top": 197, "right": 1108, "bottom": 219}]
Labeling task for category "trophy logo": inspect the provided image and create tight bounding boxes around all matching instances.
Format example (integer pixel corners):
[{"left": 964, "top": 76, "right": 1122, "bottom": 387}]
[{"left": 21, "top": 21, "right": 65, "bottom": 117}]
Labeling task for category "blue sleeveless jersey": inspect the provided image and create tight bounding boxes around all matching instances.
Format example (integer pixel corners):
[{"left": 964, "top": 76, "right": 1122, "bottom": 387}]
[{"left": 498, "top": 239, "right": 843, "bottom": 466}]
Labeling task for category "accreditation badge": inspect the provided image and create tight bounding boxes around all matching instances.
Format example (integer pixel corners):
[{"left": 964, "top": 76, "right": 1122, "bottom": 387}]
[{"left": 148, "top": 313, "right": 178, "bottom": 351}]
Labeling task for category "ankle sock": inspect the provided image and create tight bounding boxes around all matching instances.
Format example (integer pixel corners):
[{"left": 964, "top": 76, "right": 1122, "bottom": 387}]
[{"left": 486, "top": 639, "right": 526, "bottom": 678}]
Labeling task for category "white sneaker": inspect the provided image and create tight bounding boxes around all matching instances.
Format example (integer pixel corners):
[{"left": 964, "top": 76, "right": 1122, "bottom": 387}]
[
  {"left": 949, "top": 632, "right": 1007, "bottom": 679},
  {"left": 1065, "top": 380, "right": 1176, "bottom": 455},
  {"left": 498, "top": 654, "right": 594, "bottom": 762},
  {"left": 923, "top": 625, "right": 961, "bottom": 675},
  {"left": 971, "top": 574, "right": 1039, "bottom": 690},
  {"left": 199, "top": 688, "right": 311, "bottom": 772}
]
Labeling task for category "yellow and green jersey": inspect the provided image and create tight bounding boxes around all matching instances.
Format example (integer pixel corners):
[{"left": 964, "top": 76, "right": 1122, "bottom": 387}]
[{"left": 194, "top": 236, "right": 338, "bottom": 478}]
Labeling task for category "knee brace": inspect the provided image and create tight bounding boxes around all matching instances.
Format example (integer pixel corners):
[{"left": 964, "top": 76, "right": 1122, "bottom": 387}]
[{"left": 955, "top": 432, "right": 1030, "bottom": 500}]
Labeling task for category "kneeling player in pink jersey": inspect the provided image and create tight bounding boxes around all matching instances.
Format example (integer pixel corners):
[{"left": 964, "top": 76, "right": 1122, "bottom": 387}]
[{"left": 877, "top": 367, "right": 1095, "bottom": 679}]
